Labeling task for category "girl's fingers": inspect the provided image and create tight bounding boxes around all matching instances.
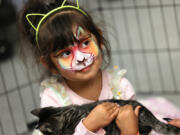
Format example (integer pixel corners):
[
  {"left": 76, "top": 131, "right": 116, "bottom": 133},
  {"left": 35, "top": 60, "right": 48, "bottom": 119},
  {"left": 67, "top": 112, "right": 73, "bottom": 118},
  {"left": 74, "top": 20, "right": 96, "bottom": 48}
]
[
  {"left": 102, "top": 103, "right": 141, "bottom": 117},
  {"left": 107, "top": 104, "right": 118, "bottom": 113},
  {"left": 134, "top": 106, "right": 141, "bottom": 117},
  {"left": 168, "top": 119, "right": 180, "bottom": 127},
  {"left": 103, "top": 102, "right": 114, "bottom": 107},
  {"left": 109, "top": 104, "right": 119, "bottom": 113},
  {"left": 109, "top": 106, "right": 119, "bottom": 118},
  {"left": 106, "top": 104, "right": 119, "bottom": 115},
  {"left": 106, "top": 103, "right": 118, "bottom": 110},
  {"left": 117, "top": 106, "right": 123, "bottom": 114},
  {"left": 119, "top": 104, "right": 132, "bottom": 113}
]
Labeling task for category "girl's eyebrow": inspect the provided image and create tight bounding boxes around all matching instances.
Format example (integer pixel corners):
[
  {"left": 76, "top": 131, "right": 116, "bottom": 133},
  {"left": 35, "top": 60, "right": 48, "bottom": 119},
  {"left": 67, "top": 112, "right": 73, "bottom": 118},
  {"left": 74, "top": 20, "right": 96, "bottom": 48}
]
[
  {"left": 54, "top": 48, "right": 69, "bottom": 57},
  {"left": 78, "top": 33, "right": 91, "bottom": 42},
  {"left": 53, "top": 47, "right": 72, "bottom": 57}
]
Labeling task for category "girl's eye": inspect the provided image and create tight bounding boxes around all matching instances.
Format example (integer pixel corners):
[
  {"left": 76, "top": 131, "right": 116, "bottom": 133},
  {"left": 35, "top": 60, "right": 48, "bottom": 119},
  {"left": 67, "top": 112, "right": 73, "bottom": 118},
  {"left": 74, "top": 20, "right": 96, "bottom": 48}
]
[
  {"left": 81, "top": 40, "right": 90, "bottom": 48},
  {"left": 60, "top": 50, "right": 71, "bottom": 58}
]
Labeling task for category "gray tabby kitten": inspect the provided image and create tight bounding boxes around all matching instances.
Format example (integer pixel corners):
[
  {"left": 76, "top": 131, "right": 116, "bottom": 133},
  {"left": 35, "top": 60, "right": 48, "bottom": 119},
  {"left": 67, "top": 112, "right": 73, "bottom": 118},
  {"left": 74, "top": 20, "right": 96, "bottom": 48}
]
[{"left": 32, "top": 99, "right": 180, "bottom": 135}]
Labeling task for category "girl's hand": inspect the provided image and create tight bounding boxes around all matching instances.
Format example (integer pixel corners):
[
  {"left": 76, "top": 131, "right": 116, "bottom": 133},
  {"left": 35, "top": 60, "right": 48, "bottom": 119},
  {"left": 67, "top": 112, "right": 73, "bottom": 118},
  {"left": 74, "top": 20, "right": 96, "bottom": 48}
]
[
  {"left": 115, "top": 105, "right": 141, "bottom": 135},
  {"left": 168, "top": 119, "right": 180, "bottom": 128},
  {"left": 83, "top": 102, "right": 119, "bottom": 132}
]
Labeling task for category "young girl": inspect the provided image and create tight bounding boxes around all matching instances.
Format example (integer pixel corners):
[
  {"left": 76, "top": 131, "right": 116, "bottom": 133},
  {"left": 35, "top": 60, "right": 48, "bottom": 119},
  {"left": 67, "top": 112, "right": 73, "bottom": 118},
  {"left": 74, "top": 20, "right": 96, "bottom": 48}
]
[{"left": 18, "top": 0, "right": 140, "bottom": 134}]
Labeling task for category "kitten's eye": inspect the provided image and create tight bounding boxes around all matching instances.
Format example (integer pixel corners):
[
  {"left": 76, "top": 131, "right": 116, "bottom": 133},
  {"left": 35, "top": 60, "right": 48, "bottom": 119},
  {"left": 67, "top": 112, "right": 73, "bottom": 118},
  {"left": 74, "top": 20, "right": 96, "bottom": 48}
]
[
  {"left": 60, "top": 50, "right": 71, "bottom": 58},
  {"left": 81, "top": 40, "right": 90, "bottom": 48}
]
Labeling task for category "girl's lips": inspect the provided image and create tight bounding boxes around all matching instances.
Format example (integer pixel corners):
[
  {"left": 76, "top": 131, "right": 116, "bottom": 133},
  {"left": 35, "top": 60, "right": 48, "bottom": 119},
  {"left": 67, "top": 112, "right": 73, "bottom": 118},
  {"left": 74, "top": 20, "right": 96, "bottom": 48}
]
[
  {"left": 81, "top": 66, "right": 91, "bottom": 72},
  {"left": 80, "top": 63, "right": 93, "bottom": 72}
]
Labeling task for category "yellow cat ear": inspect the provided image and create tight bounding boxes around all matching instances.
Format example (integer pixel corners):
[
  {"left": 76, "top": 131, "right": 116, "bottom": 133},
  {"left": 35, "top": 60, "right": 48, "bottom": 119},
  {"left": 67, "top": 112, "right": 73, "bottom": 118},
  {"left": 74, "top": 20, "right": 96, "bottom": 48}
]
[
  {"left": 61, "top": 0, "right": 80, "bottom": 8},
  {"left": 76, "top": 0, "right": 80, "bottom": 8},
  {"left": 26, "top": 13, "right": 45, "bottom": 31},
  {"left": 61, "top": 0, "right": 67, "bottom": 7}
]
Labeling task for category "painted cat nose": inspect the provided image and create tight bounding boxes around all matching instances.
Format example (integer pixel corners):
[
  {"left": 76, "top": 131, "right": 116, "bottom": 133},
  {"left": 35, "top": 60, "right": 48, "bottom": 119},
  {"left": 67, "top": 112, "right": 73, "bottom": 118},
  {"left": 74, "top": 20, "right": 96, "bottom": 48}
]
[
  {"left": 75, "top": 50, "right": 85, "bottom": 62},
  {"left": 76, "top": 58, "right": 86, "bottom": 65}
]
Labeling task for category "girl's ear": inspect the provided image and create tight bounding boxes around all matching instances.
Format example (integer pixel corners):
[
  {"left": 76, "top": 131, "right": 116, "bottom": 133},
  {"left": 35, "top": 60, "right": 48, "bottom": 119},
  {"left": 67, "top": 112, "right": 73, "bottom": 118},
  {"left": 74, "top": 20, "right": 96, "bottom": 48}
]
[
  {"left": 97, "top": 28, "right": 104, "bottom": 50},
  {"left": 100, "top": 43, "right": 104, "bottom": 50},
  {"left": 97, "top": 27, "right": 103, "bottom": 35},
  {"left": 40, "top": 56, "right": 59, "bottom": 74}
]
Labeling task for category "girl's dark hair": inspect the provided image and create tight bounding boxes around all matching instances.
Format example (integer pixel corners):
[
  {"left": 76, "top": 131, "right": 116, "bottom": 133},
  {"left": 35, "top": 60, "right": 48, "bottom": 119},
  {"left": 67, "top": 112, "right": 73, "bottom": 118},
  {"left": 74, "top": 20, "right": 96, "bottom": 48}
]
[{"left": 18, "top": 0, "right": 111, "bottom": 76}]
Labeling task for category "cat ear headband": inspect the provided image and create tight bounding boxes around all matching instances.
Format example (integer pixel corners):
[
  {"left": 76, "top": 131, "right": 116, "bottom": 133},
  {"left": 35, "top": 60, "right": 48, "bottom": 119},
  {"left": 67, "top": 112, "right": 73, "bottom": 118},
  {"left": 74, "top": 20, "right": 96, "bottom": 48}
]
[{"left": 26, "top": 0, "right": 87, "bottom": 49}]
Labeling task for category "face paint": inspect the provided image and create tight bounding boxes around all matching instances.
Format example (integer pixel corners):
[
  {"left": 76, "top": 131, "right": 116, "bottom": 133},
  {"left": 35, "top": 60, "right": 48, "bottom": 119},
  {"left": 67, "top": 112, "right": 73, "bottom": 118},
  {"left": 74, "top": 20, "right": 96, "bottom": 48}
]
[
  {"left": 76, "top": 26, "right": 99, "bottom": 57},
  {"left": 56, "top": 26, "right": 99, "bottom": 71},
  {"left": 79, "top": 38, "right": 99, "bottom": 57},
  {"left": 56, "top": 49, "right": 73, "bottom": 70},
  {"left": 76, "top": 26, "right": 85, "bottom": 40},
  {"left": 71, "top": 47, "right": 94, "bottom": 71}
]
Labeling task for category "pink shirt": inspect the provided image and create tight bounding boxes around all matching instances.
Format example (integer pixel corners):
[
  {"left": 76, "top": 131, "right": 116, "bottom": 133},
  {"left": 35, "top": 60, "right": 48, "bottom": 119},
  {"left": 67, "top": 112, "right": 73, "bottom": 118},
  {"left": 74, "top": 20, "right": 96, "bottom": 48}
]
[{"left": 40, "top": 70, "right": 136, "bottom": 135}]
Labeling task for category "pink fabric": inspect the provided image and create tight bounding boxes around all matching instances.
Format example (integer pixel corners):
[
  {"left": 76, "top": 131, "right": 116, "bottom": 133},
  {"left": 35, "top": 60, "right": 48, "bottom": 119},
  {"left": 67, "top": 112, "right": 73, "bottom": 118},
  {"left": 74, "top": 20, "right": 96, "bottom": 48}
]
[
  {"left": 40, "top": 71, "right": 136, "bottom": 135},
  {"left": 74, "top": 119, "right": 106, "bottom": 135}
]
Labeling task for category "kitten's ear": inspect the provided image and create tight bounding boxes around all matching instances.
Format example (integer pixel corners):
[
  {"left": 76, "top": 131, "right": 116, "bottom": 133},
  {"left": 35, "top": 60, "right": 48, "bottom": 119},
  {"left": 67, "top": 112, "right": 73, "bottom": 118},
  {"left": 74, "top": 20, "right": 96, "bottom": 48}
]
[{"left": 31, "top": 108, "right": 42, "bottom": 117}]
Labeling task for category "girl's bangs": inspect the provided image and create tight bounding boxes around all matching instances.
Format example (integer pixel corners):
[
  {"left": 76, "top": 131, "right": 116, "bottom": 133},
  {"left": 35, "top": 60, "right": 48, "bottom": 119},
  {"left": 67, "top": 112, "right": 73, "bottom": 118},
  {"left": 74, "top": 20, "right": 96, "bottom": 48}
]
[{"left": 39, "top": 11, "right": 90, "bottom": 54}]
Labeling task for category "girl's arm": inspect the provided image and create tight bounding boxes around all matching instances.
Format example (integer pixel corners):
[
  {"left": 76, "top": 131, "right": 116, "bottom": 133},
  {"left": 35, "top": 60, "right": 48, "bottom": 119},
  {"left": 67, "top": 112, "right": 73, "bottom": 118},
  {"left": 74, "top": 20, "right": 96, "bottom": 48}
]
[
  {"left": 74, "top": 119, "right": 106, "bottom": 135},
  {"left": 41, "top": 88, "right": 107, "bottom": 135}
]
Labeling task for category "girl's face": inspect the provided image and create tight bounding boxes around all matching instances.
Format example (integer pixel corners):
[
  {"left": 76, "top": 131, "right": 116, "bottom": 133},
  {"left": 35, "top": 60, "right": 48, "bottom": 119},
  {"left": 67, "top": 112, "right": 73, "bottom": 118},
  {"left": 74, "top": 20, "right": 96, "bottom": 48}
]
[{"left": 50, "top": 26, "right": 102, "bottom": 81}]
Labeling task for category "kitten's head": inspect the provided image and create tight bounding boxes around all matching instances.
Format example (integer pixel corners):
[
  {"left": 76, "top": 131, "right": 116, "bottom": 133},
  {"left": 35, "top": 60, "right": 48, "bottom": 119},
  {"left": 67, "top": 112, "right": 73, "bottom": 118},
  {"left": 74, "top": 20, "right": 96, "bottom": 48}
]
[{"left": 31, "top": 107, "right": 66, "bottom": 135}]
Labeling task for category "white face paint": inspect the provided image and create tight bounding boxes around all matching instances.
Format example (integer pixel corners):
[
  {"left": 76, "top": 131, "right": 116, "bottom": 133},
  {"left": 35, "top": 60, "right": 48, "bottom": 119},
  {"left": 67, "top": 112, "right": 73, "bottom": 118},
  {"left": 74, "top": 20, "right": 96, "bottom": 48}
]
[{"left": 71, "top": 49, "right": 94, "bottom": 71}]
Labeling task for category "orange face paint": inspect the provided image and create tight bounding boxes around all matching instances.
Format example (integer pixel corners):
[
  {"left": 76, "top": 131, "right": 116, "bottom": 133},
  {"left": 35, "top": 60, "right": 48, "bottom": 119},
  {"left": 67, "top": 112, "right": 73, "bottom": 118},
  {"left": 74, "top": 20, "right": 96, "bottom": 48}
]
[{"left": 79, "top": 37, "right": 99, "bottom": 57}]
